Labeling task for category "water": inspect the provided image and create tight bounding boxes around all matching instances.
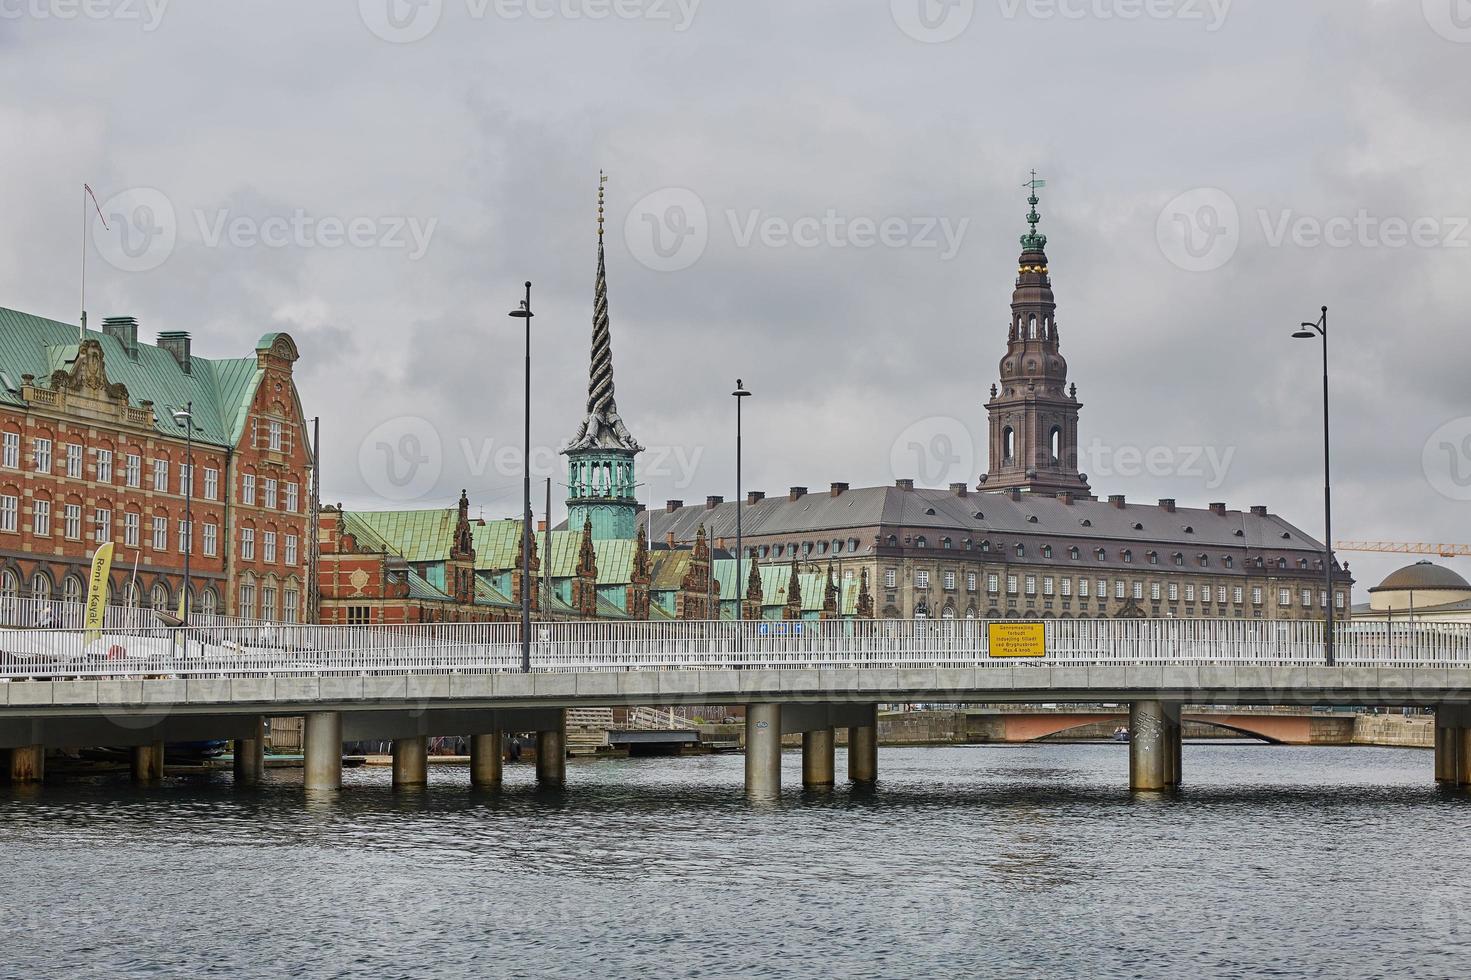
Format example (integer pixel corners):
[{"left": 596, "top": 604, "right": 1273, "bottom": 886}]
[{"left": 3, "top": 744, "right": 1469, "bottom": 979}]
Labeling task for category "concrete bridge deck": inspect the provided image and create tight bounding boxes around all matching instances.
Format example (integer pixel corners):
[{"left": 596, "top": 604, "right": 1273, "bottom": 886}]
[{"left": 3, "top": 618, "right": 1471, "bottom": 795}]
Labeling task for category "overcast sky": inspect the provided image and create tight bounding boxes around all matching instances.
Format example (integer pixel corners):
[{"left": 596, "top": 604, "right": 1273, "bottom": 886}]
[{"left": 3, "top": 0, "right": 1469, "bottom": 597}]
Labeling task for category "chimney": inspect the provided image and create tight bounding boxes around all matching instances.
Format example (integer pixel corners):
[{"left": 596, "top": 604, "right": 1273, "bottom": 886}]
[
  {"left": 895, "top": 479, "right": 914, "bottom": 491},
  {"left": 950, "top": 483, "right": 968, "bottom": 497},
  {"left": 101, "top": 316, "right": 139, "bottom": 358},
  {"left": 1109, "top": 494, "right": 1126, "bottom": 509},
  {"left": 830, "top": 482, "right": 849, "bottom": 498},
  {"left": 705, "top": 495, "right": 724, "bottom": 509},
  {"left": 1058, "top": 492, "right": 1074, "bottom": 506},
  {"left": 1159, "top": 498, "right": 1176, "bottom": 513},
  {"left": 537, "top": 519, "right": 547, "bottom": 532},
  {"left": 716, "top": 536, "right": 726, "bottom": 552},
  {"left": 747, "top": 491, "right": 765, "bottom": 504},
  {"left": 1210, "top": 502, "right": 1227, "bottom": 516},
  {"left": 666, "top": 531, "right": 676, "bottom": 548},
  {"left": 665, "top": 499, "right": 683, "bottom": 513},
  {"left": 789, "top": 486, "right": 808, "bottom": 501},
  {"left": 157, "top": 331, "right": 192, "bottom": 374},
  {"left": 1250, "top": 505, "right": 1268, "bottom": 517}
]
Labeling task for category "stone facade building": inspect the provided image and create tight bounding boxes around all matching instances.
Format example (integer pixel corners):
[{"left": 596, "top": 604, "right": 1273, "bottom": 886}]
[
  {"left": 0, "top": 309, "right": 312, "bottom": 621},
  {"left": 649, "top": 185, "right": 1352, "bottom": 621}
]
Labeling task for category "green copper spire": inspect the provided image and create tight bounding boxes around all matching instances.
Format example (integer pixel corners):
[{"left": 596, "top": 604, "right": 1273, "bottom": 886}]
[
  {"left": 1021, "top": 171, "right": 1048, "bottom": 251},
  {"left": 565, "top": 172, "right": 642, "bottom": 541}
]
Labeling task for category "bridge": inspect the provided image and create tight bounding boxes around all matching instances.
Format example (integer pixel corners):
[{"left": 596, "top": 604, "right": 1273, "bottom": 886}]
[{"left": 3, "top": 618, "right": 1471, "bottom": 796}]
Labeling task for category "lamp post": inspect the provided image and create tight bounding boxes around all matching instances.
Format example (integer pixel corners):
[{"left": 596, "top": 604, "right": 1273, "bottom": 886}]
[
  {"left": 510, "top": 282, "right": 534, "bottom": 673},
  {"left": 732, "top": 380, "right": 751, "bottom": 624},
  {"left": 1292, "top": 306, "right": 1334, "bottom": 667},
  {"left": 171, "top": 402, "right": 194, "bottom": 628}
]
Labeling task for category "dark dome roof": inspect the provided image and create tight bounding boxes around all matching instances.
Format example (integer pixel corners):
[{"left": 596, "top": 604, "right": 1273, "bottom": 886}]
[{"left": 1370, "top": 561, "right": 1471, "bottom": 593}]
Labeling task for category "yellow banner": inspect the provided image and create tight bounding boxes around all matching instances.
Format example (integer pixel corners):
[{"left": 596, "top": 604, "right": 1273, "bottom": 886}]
[
  {"left": 988, "top": 622, "right": 1046, "bottom": 658},
  {"left": 84, "top": 541, "right": 114, "bottom": 641}
]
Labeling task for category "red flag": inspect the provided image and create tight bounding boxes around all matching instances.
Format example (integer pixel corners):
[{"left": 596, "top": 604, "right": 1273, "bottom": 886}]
[{"left": 84, "top": 184, "right": 108, "bottom": 229}]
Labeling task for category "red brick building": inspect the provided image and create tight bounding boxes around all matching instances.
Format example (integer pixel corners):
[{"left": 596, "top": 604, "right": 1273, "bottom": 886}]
[{"left": 0, "top": 309, "right": 313, "bottom": 622}]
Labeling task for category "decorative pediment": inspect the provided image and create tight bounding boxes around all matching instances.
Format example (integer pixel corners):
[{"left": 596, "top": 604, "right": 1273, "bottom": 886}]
[
  {"left": 51, "top": 340, "right": 129, "bottom": 402},
  {"left": 26, "top": 340, "right": 152, "bottom": 429}
]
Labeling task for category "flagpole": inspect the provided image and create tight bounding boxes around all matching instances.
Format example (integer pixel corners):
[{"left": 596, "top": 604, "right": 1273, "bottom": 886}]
[{"left": 80, "top": 184, "right": 87, "bottom": 339}]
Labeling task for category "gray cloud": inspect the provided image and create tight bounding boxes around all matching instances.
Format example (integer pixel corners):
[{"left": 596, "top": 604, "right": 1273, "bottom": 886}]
[{"left": 3, "top": 0, "right": 1468, "bottom": 596}]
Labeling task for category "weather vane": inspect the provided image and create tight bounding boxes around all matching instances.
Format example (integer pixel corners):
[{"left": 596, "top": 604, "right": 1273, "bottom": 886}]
[{"left": 597, "top": 170, "right": 607, "bottom": 237}]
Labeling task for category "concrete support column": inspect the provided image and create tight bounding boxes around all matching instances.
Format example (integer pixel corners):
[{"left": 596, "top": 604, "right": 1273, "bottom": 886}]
[
  {"left": 234, "top": 717, "right": 265, "bottom": 787},
  {"left": 744, "top": 703, "right": 782, "bottom": 801},
  {"left": 1434, "top": 722, "right": 1454, "bottom": 783},
  {"left": 392, "top": 736, "right": 429, "bottom": 788},
  {"left": 303, "top": 710, "right": 343, "bottom": 791},
  {"left": 1162, "top": 704, "right": 1183, "bottom": 787},
  {"left": 536, "top": 711, "right": 566, "bottom": 788},
  {"left": 1129, "top": 700, "right": 1167, "bottom": 791},
  {"left": 7, "top": 744, "right": 44, "bottom": 784},
  {"left": 802, "top": 728, "right": 835, "bottom": 789},
  {"left": 1458, "top": 727, "right": 1471, "bottom": 787},
  {"left": 469, "top": 731, "right": 503, "bottom": 789},
  {"left": 132, "top": 741, "right": 165, "bottom": 784},
  {"left": 848, "top": 704, "right": 878, "bottom": 785}
]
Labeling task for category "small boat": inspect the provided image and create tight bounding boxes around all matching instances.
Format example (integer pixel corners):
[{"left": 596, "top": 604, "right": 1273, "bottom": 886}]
[{"left": 1112, "top": 726, "right": 1131, "bottom": 743}]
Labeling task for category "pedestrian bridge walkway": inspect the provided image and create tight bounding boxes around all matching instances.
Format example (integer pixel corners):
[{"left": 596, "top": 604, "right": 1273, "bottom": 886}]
[{"left": 3, "top": 618, "right": 1471, "bottom": 797}]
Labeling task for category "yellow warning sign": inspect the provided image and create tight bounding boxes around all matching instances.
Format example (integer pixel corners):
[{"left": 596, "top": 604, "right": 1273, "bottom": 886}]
[{"left": 987, "top": 622, "right": 1046, "bottom": 658}]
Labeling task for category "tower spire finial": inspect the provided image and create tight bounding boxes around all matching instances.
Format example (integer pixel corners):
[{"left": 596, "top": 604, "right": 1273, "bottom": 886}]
[
  {"left": 597, "top": 170, "right": 607, "bottom": 238},
  {"left": 1021, "top": 170, "right": 1048, "bottom": 251}
]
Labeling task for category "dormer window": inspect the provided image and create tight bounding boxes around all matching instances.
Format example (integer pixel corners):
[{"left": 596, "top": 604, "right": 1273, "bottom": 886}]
[
  {"left": 1224, "top": 556, "right": 1234, "bottom": 569},
  {"left": 1015, "top": 543, "right": 1025, "bottom": 558},
  {"left": 942, "top": 537, "right": 953, "bottom": 549},
  {"left": 1095, "top": 548, "right": 1106, "bottom": 561},
  {"left": 1069, "top": 547, "right": 1080, "bottom": 560},
  {"left": 1042, "top": 545, "right": 1053, "bottom": 559},
  {"left": 1122, "top": 550, "right": 1133, "bottom": 563},
  {"left": 915, "top": 536, "right": 928, "bottom": 549}
]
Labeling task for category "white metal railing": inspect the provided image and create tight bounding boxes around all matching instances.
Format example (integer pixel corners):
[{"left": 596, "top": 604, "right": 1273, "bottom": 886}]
[
  {"left": 0, "top": 594, "right": 277, "bottom": 632},
  {"left": 0, "top": 618, "right": 1469, "bottom": 681}
]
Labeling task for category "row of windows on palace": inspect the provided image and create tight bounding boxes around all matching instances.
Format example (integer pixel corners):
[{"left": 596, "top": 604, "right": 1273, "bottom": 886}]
[
  {"left": 888, "top": 567, "right": 1348, "bottom": 610},
  {"left": 0, "top": 497, "right": 300, "bottom": 566},
  {"left": 749, "top": 530, "right": 1327, "bottom": 574},
  {"left": 0, "top": 568, "right": 302, "bottom": 622},
  {"left": 0, "top": 432, "right": 301, "bottom": 510}
]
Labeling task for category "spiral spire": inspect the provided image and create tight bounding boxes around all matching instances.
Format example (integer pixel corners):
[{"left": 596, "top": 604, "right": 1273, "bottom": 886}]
[{"left": 565, "top": 171, "right": 642, "bottom": 454}]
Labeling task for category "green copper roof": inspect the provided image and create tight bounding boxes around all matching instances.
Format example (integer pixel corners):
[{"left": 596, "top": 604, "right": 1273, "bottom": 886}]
[
  {"left": 405, "top": 569, "right": 452, "bottom": 601},
  {"left": 346, "top": 508, "right": 460, "bottom": 563},
  {"left": 0, "top": 306, "right": 268, "bottom": 448}
]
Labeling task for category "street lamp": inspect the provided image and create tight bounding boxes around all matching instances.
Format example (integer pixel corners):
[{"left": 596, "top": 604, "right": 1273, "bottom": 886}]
[
  {"left": 732, "top": 380, "right": 751, "bottom": 624},
  {"left": 171, "top": 402, "right": 193, "bottom": 629},
  {"left": 509, "top": 281, "right": 534, "bottom": 673},
  {"left": 1291, "top": 306, "right": 1335, "bottom": 667}
]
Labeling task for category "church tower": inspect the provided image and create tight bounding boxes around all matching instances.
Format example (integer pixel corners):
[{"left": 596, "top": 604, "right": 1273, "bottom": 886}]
[
  {"left": 981, "top": 176, "right": 1092, "bottom": 498},
  {"left": 564, "top": 174, "right": 644, "bottom": 539}
]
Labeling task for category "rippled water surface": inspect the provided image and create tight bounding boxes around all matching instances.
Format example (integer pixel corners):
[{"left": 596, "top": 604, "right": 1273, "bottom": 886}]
[{"left": 3, "top": 744, "right": 1469, "bottom": 978}]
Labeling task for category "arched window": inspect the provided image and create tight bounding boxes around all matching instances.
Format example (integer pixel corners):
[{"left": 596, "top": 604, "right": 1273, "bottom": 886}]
[
  {"left": 886, "top": 535, "right": 898, "bottom": 548},
  {"left": 941, "top": 537, "right": 952, "bottom": 550},
  {"left": 1049, "top": 427, "right": 1061, "bottom": 463},
  {"left": 0, "top": 569, "right": 16, "bottom": 598},
  {"left": 150, "top": 581, "right": 171, "bottom": 610},
  {"left": 915, "top": 536, "right": 928, "bottom": 549},
  {"left": 1015, "top": 543, "right": 1025, "bottom": 558},
  {"left": 63, "top": 575, "right": 83, "bottom": 604},
  {"left": 1069, "top": 547, "right": 1080, "bottom": 561},
  {"left": 200, "top": 588, "right": 218, "bottom": 616},
  {"left": 1002, "top": 427, "right": 1016, "bottom": 461},
  {"left": 1028, "top": 315, "right": 1038, "bottom": 339},
  {"left": 1042, "top": 545, "right": 1053, "bottom": 559},
  {"left": 30, "top": 572, "right": 51, "bottom": 601}
]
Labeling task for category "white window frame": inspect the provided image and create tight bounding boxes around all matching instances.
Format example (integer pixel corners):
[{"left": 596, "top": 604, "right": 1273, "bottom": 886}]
[
  {"left": 242, "top": 473, "right": 256, "bottom": 505},
  {"left": 204, "top": 467, "right": 219, "bottom": 501},
  {"left": 284, "top": 533, "right": 298, "bottom": 566},
  {"left": 263, "top": 530, "right": 277, "bottom": 564},
  {"left": 203, "top": 522, "right": 218, "bottom": 557},
  {"left": 64, "top": 503, "right": 81, "bottom": 540},
  {"left": 152, "top": 458, "right": 168, "bottom": 492},
  {"left": 241, "top": 527, "right": 255, "bottom": 561},
  {"left": 66, "top": 443, "right": 83, "bottom": 479},
  {"left": 33, "top": 499, "right": 51, "bottom": 537},
  {"left": 1, "top": 431, "right": 18, "bottom": 469},
  {"left": 124, "top": 512, "right": 139, "bottom": 548},
  {"left": 94, "top": 507, "right": 111, "bottom": 543},
  {"left": 151, "top": 515, "right": 167, "bottom": 551},
  {"left": 96, "top": 448, "right": 113, "bottom": 483},
  {"left": 0, "top": 494, "right": 16, "bottom": 532},
  {"left": 125, "top": 453, "right": 141, "bottom": 488}
]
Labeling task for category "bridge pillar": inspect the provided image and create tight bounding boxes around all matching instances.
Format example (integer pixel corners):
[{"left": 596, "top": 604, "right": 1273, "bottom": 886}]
[
  {"left": 1163, "top": 703, "right": 1183, "bottom": 787},
  {"left": 802, "top": 728, "right": 835, "bottom": 789},
  {"left": 7, "top": 744, "right": 44, "bottom": 784},
  {"left": 745, "top": 703, "right": 782, "bottom": 800},
  {"left": 392, "top": 736, "right": 429, "bottom": 788},
  {"left": 536, "top": 711, "right": 566, "bottom": 788},
  {"left": 470, "top": 731, "right": 503, "bottom": 789},
  {"left": 303, "top": 711, "right": 343, "bottom": 791},
  {"left": 1434, "top": 721, "right": 1454, "bottom": 783},
  {"left": 1129, "top": 701, "right": 1167, "bottom": 791},
  {"left": 1458, "top": 727, "right": 1471, "bottom": 787},
  {"left": 132, "top": 741, "right": 165, "bottom": 784},
  {"left": 234, "top": 717, "right": 265, "bottom": 787},
  {"left": 848, "top": 705, "right": 878, "bottom": 784}
]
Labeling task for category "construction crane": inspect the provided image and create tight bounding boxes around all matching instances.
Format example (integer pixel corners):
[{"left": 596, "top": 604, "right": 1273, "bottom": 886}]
[{"left": 1335, "top": 541, "right": 1471, "bottom": 559}]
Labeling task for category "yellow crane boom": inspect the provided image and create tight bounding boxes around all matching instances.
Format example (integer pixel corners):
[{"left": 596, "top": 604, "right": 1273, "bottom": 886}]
[{"left": 1335, "top": 541, "right": 1470, "bottom": 559}]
